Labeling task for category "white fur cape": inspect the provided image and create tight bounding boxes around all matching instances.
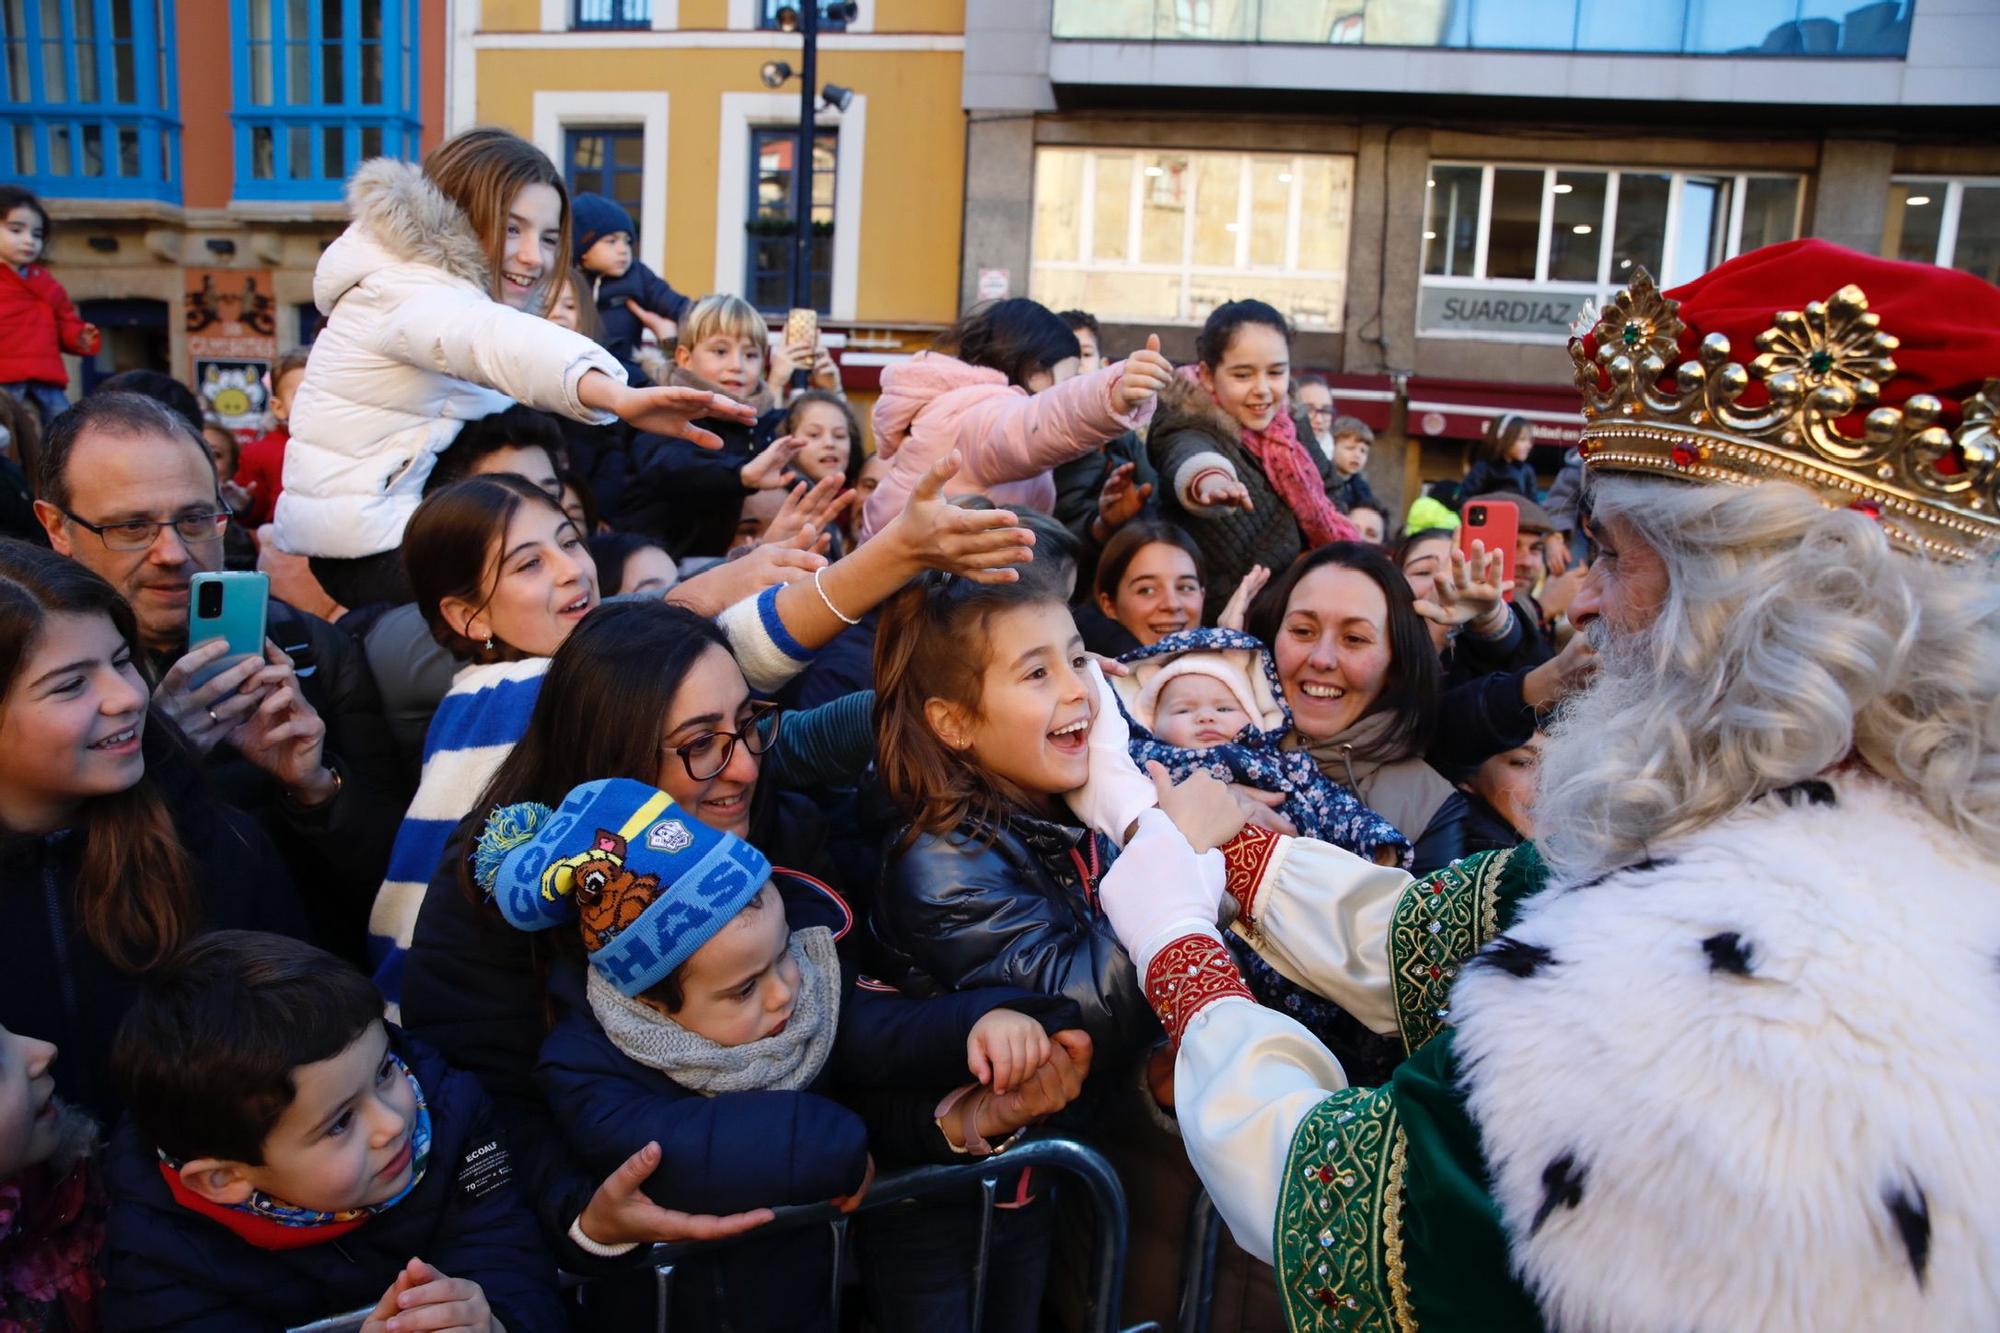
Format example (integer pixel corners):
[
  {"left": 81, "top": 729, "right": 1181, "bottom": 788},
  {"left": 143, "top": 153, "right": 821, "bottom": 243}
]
[{"left": 1450, "top": 771, "right": 2000, "bottom": 1330}]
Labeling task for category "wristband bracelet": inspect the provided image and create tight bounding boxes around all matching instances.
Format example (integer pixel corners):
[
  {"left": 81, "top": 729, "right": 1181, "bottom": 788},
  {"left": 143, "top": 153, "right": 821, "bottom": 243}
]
[
  {"left": 568, "top": 1215, "right": 639, "bottom": 1258},
  {"left": 812, "top": 566, "right": 861, "bottom": 627}
]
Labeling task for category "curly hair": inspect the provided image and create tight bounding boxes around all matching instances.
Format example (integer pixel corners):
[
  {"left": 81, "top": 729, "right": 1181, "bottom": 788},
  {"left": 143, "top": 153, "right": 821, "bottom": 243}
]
[{"left": 1535, "top": 475, "right": 2000, "bottom": 883}]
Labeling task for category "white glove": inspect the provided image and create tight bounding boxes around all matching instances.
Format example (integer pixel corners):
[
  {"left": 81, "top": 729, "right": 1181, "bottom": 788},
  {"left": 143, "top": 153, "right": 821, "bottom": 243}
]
[
  {"left": 1099, "top": 809, "right": 1229, "bottom": 978},
  {"left": 1064, "top": 661, "right": 1159, "bottom": 845}
]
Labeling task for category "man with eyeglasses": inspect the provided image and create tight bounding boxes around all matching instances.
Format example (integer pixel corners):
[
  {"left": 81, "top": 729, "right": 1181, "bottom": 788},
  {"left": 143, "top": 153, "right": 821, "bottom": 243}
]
[{"left": 33, "top": 390, "right": 405, "bottom": 965}]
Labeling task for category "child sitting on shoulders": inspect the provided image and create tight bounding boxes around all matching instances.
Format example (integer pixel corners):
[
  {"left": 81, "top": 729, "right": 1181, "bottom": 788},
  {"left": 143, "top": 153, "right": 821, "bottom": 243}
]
[
  {"left": 101, "top": 931, "right": 562, "bottom": 1332},
  {"left": 476, "top": 779, "right": 1087, "bottom": 1333},
  {"left": 571, "top": 193, "right": 691, "bottom": 387}
]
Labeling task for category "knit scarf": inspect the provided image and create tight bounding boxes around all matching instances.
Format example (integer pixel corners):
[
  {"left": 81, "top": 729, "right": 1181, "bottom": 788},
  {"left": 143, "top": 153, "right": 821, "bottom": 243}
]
[
  {"left": 1183, "top": 367, "right": 1356, "bottom": 547},
  {"left": 588, "top": 926, "right": 841, "bottom": 1095},
  {"left": 157, "top": 1054, "right": 433, "bottom": 1252}
]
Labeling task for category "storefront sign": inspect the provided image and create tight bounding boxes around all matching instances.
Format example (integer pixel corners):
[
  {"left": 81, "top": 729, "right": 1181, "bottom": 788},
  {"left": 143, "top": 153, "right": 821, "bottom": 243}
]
[
  {"left": 185, "top": 268, "right": 278, "bottom": 437},
  {"left": 1418, "top": 284, "right": 1590, "bottom": 340}
]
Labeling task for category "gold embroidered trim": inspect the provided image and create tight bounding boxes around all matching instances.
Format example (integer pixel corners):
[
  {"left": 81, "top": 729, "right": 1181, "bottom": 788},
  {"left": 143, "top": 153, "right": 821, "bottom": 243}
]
[
  {"left": 1383, "top": 1127, "right": 1416, "bottom": 1333},
  {"left": 1390, "top": 848, "right": 1512, "bottom": 1052},
  {"left": 1275, "top": 1090, "right": 1406, "bottom": 1331}
]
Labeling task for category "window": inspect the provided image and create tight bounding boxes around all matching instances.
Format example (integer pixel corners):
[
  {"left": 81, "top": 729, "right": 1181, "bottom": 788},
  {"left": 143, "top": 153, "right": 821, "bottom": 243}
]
[
  {"left": 758, "top": 1, "right": 848, "bottom": 31},
  {"left": 1887, "top": 178, "right": 2000, "bottom": 288},
  {"left": 1419, "top": 163, "right": 1803, "bottom": 340},
  {"left": 231, "top": 0, "right": 421, "bottom": 202},
  {"left": 0, "top": 0, "right": 180, "bottom": 201},
  {"left": 1028, "top": 147, "right": 1352, "bottom": 328},
  {"left": 573, "top": 0, "right": 648, "bottom": 26},
  {"left": 746, "top": 127, "right": 836, "bottom": 314},
  {"left": 565, "top": 127, "right": 646, "bottom": 241}
]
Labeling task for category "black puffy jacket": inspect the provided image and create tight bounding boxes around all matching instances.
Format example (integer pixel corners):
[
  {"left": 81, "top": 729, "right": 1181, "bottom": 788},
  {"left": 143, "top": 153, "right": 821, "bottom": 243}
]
[{"left": 871, "top": 812, "right": 1157, "bottom": 1071}]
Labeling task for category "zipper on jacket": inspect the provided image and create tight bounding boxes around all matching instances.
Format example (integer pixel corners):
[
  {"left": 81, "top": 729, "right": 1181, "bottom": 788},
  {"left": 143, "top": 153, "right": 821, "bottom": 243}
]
[{"left": 1068, "top": 838, "right": 1101, "bottom": 913}]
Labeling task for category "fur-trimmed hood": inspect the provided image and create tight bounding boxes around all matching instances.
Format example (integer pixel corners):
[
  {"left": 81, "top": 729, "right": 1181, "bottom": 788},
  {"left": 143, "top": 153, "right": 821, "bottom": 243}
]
[
  {"left": 1150, "top": 372, "right": 1246, "bottom": 447},
  {"left": 1451, "top": 770, "right": 2000, "bottom": 1330},
  {"left": 314, "top": 158, "right": 490, "bottom": 312}
]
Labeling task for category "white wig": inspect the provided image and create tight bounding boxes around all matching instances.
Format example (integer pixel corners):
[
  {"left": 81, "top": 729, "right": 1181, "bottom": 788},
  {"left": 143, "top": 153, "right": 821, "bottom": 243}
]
[{"left": 1535, "top": 474, "right": 2000, "bottom": 884}]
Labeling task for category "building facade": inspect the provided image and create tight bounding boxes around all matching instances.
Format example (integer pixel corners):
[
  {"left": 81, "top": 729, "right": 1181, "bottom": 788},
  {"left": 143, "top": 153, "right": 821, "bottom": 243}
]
[
  {"left": 4, "top": 0, "right": 449, "bottom": 408},
  {"left": 960, "top": 0, "right": 2000, "bottom": 512},
  {"left": 455, "top": 0, "right": 971, "bottom": 403}
]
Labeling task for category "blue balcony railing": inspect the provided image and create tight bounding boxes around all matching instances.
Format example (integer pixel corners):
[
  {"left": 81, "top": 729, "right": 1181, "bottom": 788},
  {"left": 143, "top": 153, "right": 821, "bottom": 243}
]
[{"left": 1051, "top": 0, "right": 1913, "bottom": 58}]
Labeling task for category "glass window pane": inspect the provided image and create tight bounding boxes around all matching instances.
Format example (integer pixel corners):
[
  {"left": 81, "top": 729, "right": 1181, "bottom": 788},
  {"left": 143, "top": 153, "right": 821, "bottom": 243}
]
[
  {"left": 323, "top": 123, "right": 343, "bottom": 174},
  {"left": 1295, "top": 156, "right": 1350, "bottom": 272},
  {"left": 117, "top": 124, "right": 137, "bottom": 174},
  {"left": 113, "top": 0, "right": 132, "bottom": 36},
  {"left": 361, "top": 123, "right": 381, "bottom": 159},
  {"left": 1092, "top": 152, "right": 1132, "bottom": 263},
  {"left": 75, "top": 26, "right": 97, "bottom": 102},
  {"left": 69, "top": 0, "right": 91, "bottom": 41},
  {"left": 1547, "top": 170, "right": 1606, "bottom": 282},
  {"left": 1191, "top": 155, "right": 1241, "bottom": 268},
  {"left": 250, "top": 44, "right": 272, "bottom": 104},
  {"left": 810, "top": 136, "right": 835, "bottom": 219},
  {"left": 1248, "top": 158, "right": 1291, "bottom": 267},
  {"left": 1081, "top": 271, "right": 1182, "bottom": 323},
  {"left": 113, "top": 41, "right": 133, "bottom": 101},
  {"left": 1423, "top": 164, "right": 1482, "bottom": 278},
  {"left": 39, "top": 4, "right": 64, "bottom": 101},
  {"left": 1611, "top": 172, "right": 1669, "bottom": 279},
  {"left": 1032, "top": 148, "right": 1084, "bottom": 265},
  {"left": 252, "top": 125, "right": 273, "bottom": 178},
  {"left": 250, "top": 0, "right": 270, "bottom": 41},
  {"left": 11, "top": 125, "right": 32, "bottom": 176},
  {"left": 362, "top": 0, "right": 382, "bottom": 38},
  {"left": 323, "top": 0, "right": 343, "bottom": 38},
  {"left": 286, "top": 41, "right": 308, "bottom": 101},
  {"left": 1886, "top": 180, "right": 1946, "bottom": 265},
  {"left": 1670, "top": 177, "right": 1731, "bottom": 285},
  {"left": 1737, "top": 177, "right": 1800, "bottom": 253},
  {"left": 323, "top": 40, "right": 344, "bottom": 102},
  {"left": 48, "top": 123, "right": 69, "bottom": 175},
  {"left": 286, "top": 0, "right": 307, "bottom": 40},
  {"left": 613, "top": 132, "right": 643, "bottom": 169},
  {"left": 361, "top": 42, "right": 381, "bottom": 102},
  {"left": 1486, "top": 168, "right": 1543, "bottom": 280},
  {"left": 80, "top": 122, "right": 102, "bottom": 175},
  {"left": 1949, "top": 186, "right": 2000, "bottom": 286},
  {"left": 1139, "top": 153, "right": 1189, "bottom": 265},
  {"left": 289, "top": 125, "right": 311, "bottom": 178}
]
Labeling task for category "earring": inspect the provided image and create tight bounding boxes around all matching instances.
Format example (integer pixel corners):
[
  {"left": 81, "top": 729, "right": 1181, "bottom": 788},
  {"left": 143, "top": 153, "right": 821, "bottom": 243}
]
[{"left": 484, "top": 635, "right": 496, "bottom": 652}]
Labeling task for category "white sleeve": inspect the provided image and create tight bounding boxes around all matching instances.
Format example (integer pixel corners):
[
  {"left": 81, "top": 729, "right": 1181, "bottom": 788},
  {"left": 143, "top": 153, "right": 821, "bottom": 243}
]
[
  {"left": 1223, "top": 829, "right": 1411, "bottom": 1037},
  {"left": 1176, "top": 995, "right": 1347, "bottom": 1263},
  {"left": 374, "top": 283, "right": 625, "bottom": 423},
  {"left": 1172, "top": 449, "right": 1241, "bottom": 514}
]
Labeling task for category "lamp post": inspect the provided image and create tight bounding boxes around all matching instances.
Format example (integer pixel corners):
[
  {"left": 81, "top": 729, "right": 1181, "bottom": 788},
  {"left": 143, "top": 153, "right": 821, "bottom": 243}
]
[{"left": 758, "top": 4, "right": 858, "bottom": 326}]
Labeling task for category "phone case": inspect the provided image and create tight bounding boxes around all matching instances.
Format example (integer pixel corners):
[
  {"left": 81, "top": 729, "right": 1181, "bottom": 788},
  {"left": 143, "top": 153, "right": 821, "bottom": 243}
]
[
  {"left": 785, "top": 307, "right": 818, "bottom": 352},
  {"left": 1458, "top": 500, "right": 1520, "bottom": 603},
  {"left": 188, "top": 571, "right": 270, "bottom": 689}
]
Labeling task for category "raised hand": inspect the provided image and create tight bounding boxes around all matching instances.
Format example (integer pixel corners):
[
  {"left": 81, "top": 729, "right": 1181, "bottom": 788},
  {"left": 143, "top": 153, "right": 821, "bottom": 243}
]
[
  {"left": 155, "top": 641, "right": 271, "bottom": 757},
  {"left": 623, "top": 298, "right": 677, "bottom": 344},
  {"left": 880, "top": 450, "right": 1037, "bottom": 584},
  {"left": 666, "top": 535, "right": 825, "bottom": 617},
  {"left": 1192, "top": 471, "right": 1254, "bottom": 512},
  {"left": 1095, "top": 461, "right": 1153, "bottom": 535},
  {"left": 1216, "top": 564, "right": 1269, "bottom": 632},
  {"left": 575, "top": 1141, "right": 775, "bottom": 1248},
  {"left": 1412, "top": 540, "right": 1511, "bottom": 632},
  {"left": 228, "top": 640, "right": 337, "bottom": 806},
  {"left": 1114, "top": 334, "right": 1175, "bottom": 414},
  {"left": 608, "top": 384, "right": 754, "bottom": 450},
  {"left": 740, "top": 435, "right": 805, "bottom": 491}
]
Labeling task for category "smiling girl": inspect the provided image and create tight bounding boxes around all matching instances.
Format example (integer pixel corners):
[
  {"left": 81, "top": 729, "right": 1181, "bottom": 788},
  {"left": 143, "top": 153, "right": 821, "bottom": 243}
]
[
  {"left": 279, "top": 129, "right": 746, "bottom": 609},
  {"left": 1150, "top": 300, "right": 1358, "bottom": 622}
]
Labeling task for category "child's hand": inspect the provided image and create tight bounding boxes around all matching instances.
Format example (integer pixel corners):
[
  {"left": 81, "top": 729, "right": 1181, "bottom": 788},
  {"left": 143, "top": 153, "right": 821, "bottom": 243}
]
[
  {"left": 601, "top": 381, "right": 755, "bottom": 448},
  {"left": 1094, "top": 461, "right": 1152, "bottom": 537},
  {"left": 1190, "top": 469, "right": 1254, "bottom": 512},
  {"left": 880, "top": 450, "right": 1037, "bottom": 584},
  {"left": 1412, "top": 540, "right": 1511, "bottom": 633},
  {"left": 1112, "top": 334, "right": 1175, "bottom": 414},
  {"left": 623, "top": 298, "right": 676, "bottom": 344},
  {"left": 1216, "top": 564, "right": 1269, "bottom": 632},
  {"left": 762, "top": 475, "right": 851, "bottom": 552},
  {"left": 78, "top": 324, "right": 102, "bottom": 356},
  {"left": 809, "top": 345, "right": 842, "bottom": 392},
  {"left": 971, "top": 1029, "right": 1094, "bottom": 1142},
  {"left": 740, "top": 434, "right": 804, "bottom": 491},
  {"left": 362, "top": 1257, "right": 494, "bottom": 1332},
  {"left": 1148, "top": 761, "right": 1246, "bottom": 854},
  {"left": 967, "top": 1009, "right": 1052, "bottom": 1096}
]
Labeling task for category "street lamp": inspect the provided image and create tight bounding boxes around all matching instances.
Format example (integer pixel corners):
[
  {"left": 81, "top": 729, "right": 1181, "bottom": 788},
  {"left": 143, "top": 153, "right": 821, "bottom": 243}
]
[{"left": 765, "top": 3, "right": 860, "bottom": 349}]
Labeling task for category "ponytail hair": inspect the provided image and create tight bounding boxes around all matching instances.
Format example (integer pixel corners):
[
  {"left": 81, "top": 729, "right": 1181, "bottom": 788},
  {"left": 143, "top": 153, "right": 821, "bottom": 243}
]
[
  {"left": 0, "top": 540, "right": 195, "bottom": 972},
  {"left": 1196, "top": 299, "right": 1292, "bottom": 369},
  {"left": 423, "top": 127, "right": 571, "bottom": 316},
  {"left": 873, "top": 573, "right": 1064, "bottom": 844}
]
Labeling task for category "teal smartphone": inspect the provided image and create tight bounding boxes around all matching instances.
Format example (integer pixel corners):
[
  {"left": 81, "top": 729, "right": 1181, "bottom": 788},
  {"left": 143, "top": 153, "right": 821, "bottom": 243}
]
[{"left": 188, "top": 571, "right": 269, "bottom": 689}]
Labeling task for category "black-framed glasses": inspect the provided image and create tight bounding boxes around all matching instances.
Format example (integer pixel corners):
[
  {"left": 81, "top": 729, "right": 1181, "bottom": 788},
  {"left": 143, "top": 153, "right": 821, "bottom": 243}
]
[
  {"left": 1305, "top": 405, "right": 1336, "bottom": 423},
  {"left": 59, "top": 507, "right": 228, "bottom": 552},
  {"left": 667, "top": 701, "right": 782, "bottom": 781}
]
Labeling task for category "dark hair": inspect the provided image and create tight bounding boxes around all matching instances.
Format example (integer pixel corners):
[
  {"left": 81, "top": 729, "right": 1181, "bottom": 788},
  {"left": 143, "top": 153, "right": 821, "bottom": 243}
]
[
  {"left": 1392, "top": 526, "right": 1456, "bottom": 571},
  {"left": 0, "top": 388, "right": 43, "bottom": 487},
  {"left": 455, "top": 599, "right": 731, "bottom": 909},
  {"left": 1475, "top": 413, "right": 1533, "bottom": 467},
  {"left": 1007, "top": 507, "right": 1080, "bottom": 601},
  {"left": 1247, "top": 541, "right": 1441, "bottom": 759},
  {"left": 423, "top": 127, "right": 571, "bottom": 316},
  {"left": 0, "top": 186, "right": 48, "bottom": 243},
  {"left": 1294, "top": 371, "right": 1330, "bottom": 392},
  {"left": 560, "top": 468, "right": 600, "bottom": 534},
  {"left": 1196, "top": 299, "right": 1292, "bottom": 369},
  {"left": 559, "top": 267, "right": 608, "bottom": 342},
  {"left": 784, "top": 390, "right": 866, "bottom": 486},
  {"left": 426, "top": 405, "right": 567, "bottom": 495},
  {"left": 0, "top": 539, "right": 195, "bottom": 970},
  {"left": 587, "top": 531, "right": 669, "bottom": 596},
  {"left": 403, "top": 473, "right": 570, "bottom": 661},
  {"left": 1093, "top": 517, "right": 1205, "bottom": 606},
  {"left": 1056, "top": 309, "right": 1102, "bottom": 344},
  {"left": 38, "top": 392, "right": 213, "bottom": 513},
  {"left": 92, "top": 371, "right": 206, "bottom": 437},
  {"left": 938, "top": 298, "right": 1081, "bottom": 389},
  {"left": 112, "top": 931, "right": 384, "bottom": 1164},
  {"left": 874, "top": 573, "right": 1069, "bottom": 843}
]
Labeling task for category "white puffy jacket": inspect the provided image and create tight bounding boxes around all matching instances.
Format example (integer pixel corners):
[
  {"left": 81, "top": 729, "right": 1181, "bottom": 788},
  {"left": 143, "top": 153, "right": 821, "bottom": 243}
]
[{"left": 276, "top": 158, "right": 625, "bottom": 559}]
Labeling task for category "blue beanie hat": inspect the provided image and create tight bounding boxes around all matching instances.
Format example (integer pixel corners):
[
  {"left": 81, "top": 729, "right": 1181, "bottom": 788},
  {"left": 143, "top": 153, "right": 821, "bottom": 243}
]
[
  {"left": 571, "top": 193, "right": 636, "bottom": 263},
  {"left": 472, "top": 778, "right": 772, "bottom": 997}
]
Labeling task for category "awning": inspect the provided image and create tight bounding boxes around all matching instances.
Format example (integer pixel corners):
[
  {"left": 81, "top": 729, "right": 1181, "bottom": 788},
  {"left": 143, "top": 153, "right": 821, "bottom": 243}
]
[{"left": 1321, "top": 373, "right": 1586, "bottom": 447}]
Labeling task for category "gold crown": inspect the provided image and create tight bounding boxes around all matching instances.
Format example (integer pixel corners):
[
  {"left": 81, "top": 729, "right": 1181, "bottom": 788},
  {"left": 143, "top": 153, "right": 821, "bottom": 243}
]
[{"left": 1570, "top": 269, "right": 2000, "bottom": 561}]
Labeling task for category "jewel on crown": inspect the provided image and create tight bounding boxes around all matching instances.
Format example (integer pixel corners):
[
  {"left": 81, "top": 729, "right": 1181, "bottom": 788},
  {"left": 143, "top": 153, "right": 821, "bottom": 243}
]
[{"left": 1570, "top": 268, "right": 2000, "bottom": 561}]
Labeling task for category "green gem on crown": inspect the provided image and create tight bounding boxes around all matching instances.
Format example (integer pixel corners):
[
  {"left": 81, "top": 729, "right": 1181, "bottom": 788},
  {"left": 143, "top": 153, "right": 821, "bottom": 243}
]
[
  {"left": 1808, "top": 349, "right": 1834, "bottom": 374},
  {"left": 1621, "top": 321, "right": 1643, "bottom": 347}
]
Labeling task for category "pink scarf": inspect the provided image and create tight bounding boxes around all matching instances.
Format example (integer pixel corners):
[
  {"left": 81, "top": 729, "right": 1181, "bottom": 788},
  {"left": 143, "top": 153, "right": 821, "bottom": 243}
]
[{"left": 1187, "top": 369, "right": 1356, "bottom": 547}]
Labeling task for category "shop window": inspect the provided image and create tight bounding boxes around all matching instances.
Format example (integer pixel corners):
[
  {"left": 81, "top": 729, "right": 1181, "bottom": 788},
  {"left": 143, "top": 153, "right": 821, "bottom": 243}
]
[
  {"left": 746, "top": 127, "right": 836, "bottom": 314},
  {"left": 565, "top": 126, "right": 646, "bottom": 242},
  {"left": 1887, "top": 178, "right": 2000, "bottom": 288}
]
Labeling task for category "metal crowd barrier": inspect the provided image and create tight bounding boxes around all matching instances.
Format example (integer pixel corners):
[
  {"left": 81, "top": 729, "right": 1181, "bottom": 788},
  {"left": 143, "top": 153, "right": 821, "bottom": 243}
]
[{"left": 290, "top": 1134, "right": 1152, "bottom": 1333}]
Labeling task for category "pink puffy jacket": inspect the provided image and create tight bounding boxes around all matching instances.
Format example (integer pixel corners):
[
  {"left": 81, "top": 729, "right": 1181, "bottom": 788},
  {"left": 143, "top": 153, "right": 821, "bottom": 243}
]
[{"left": 860, "top": 352, "right": 1153, "bottom": 540}]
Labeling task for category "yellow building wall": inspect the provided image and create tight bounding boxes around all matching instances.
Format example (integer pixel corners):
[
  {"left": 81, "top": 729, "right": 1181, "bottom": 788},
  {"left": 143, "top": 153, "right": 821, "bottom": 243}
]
[{"left": 475, "top": 45, "right": 966, "bottom": 324}]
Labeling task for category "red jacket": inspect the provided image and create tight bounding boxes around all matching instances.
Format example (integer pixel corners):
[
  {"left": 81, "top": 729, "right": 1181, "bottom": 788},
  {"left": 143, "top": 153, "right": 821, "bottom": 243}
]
[
  {"left": 0, "top": 263, "right": 95, "bottom": 386},
  {"left": 234, "top": 427, "right": 288, "bottom": 528}
]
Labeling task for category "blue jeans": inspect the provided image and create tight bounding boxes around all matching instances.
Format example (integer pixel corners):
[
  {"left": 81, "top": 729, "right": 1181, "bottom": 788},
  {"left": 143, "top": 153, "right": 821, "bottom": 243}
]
[
  {"left": 855, "top": 1184, "right": 1055, "bottom": 1333},
  {"left": 1, "top": 381, "right": 70, "bottom": 431}
]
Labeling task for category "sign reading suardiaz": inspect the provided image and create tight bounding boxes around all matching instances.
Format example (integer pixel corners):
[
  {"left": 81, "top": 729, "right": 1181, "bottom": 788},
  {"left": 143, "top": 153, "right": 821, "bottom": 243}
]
[{"left": 1419, "top": 284, "right": 1589, "bottom": 340}]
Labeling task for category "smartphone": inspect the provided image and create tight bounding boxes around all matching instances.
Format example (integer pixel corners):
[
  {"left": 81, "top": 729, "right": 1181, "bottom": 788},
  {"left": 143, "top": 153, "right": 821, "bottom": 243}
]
[
  {"left": 1459, "top": 499, "right": 1520, "bottom": 603},
  {"left": 785, "top": 307, "right": 818, "bottom": 355},
  {"left": 188, "top": 571, "right": 269, "bottom": 688}
]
